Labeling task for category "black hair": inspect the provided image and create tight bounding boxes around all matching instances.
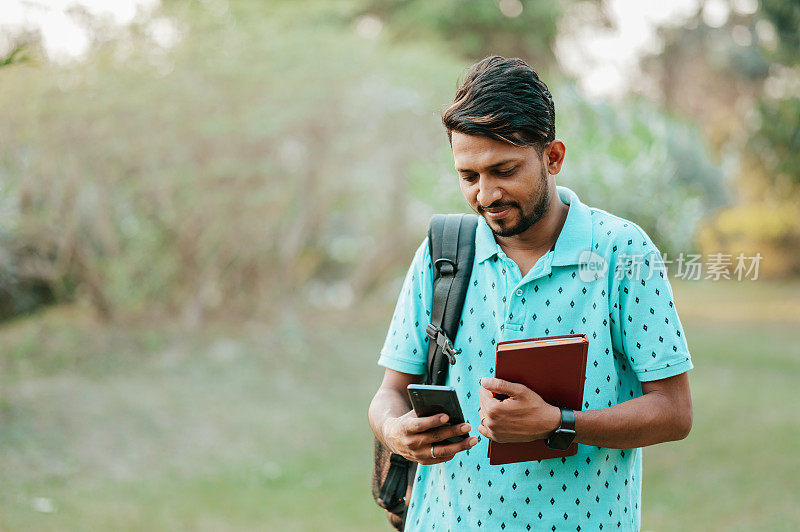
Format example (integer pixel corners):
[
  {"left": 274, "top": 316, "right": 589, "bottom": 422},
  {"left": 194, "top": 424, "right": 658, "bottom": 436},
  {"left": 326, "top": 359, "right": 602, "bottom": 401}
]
[{"left": 442, "top": 56, "right": 555, "bottom": 152}]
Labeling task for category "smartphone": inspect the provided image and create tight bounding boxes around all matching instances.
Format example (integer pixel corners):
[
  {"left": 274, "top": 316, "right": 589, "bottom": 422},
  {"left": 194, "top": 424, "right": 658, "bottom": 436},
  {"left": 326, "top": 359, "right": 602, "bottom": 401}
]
[{"left": 407, "top": 384, "right": 467, "bottom": 444}]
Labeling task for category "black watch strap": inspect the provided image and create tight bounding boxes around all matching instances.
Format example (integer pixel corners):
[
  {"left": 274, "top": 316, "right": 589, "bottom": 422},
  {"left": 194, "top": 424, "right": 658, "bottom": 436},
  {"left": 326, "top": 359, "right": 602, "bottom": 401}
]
[
  {"left": 545, "top": 408, "right": 577, "bottom": 451},
  {"left": 559, "top": 408, "right": 575, "bottom": 431}
]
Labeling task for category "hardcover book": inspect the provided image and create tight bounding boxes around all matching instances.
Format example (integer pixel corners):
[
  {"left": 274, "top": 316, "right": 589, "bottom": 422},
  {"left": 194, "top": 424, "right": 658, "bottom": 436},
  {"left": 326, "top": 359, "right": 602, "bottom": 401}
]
[{"left": 488, "top": 333, "right": 589, "bottom": 465}]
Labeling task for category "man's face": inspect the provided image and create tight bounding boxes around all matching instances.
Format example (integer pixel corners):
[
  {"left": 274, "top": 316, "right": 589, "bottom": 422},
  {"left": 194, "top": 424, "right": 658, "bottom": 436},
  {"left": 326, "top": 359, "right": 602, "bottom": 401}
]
[{"left": 451, "top": 132, "right": 551, "bottom": 237}]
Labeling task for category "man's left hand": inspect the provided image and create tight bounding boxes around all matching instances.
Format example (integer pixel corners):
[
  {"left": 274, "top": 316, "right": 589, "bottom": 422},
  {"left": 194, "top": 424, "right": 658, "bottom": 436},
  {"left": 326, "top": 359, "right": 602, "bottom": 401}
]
[{"left": 477, "top": 377, "right": 561, "bottom": 443}]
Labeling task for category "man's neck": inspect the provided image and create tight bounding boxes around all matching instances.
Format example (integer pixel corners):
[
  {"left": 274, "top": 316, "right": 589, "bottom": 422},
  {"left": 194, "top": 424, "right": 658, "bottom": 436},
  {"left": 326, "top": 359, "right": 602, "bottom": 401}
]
[{"left": 495, "top": 187, "right": 570, "bottom": 259}]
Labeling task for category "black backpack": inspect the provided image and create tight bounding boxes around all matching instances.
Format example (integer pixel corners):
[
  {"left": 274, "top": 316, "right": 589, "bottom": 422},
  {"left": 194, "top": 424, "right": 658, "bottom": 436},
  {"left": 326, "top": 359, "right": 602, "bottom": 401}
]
[{"left": 371, "top": 213, "right": 478, "bottom": 530}]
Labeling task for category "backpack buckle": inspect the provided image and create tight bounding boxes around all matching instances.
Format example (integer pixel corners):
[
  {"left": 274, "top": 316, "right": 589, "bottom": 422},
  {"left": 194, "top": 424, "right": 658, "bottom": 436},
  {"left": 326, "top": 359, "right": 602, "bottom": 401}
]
[
  {"left": 434, "top": 257, "right": 456, "bottom": 276},
  {"left": 425, "top": 323, "right": 461, "bottom": 364}
]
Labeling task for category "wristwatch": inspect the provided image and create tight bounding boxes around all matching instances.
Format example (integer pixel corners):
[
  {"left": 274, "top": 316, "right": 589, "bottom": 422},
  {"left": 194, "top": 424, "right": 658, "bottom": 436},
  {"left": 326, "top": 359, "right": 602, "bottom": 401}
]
[{"left": 545, "top": 408, "right": 576, "bottom": 450}]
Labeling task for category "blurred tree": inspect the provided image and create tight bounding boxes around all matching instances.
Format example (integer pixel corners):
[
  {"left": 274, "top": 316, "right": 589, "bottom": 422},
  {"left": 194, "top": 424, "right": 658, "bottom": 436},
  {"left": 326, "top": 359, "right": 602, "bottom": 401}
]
[
  {"left": 556, "top": 86, "right": 729, "bottom": 255},
  {"left": 747, "top": 0, "right": 800, "bottom": 192},
  {"left": 644, "top": 0, "right": 800, "bottom": 188},
  {"left": 1, "top": 44, "right": 31, "bottom": 68},
  {"left": 641, "top": 0, "right": 800, "bottom": 276},
  {"left": 357, "top": 0, "right": 571, "bottom": 70},
  {"left": 0, "top": 39, "right": 49, "bottom": 320},
  {"left": 0, "top": 0, "right": 467, "bottom": 320},
  {"left": 0, "top": 0, "right": 728, "bottom": 322},
  {"left": 748, "top": 96, "right": 800, "bottom": 190},
  {"left": 760, "top": 0, "right": 800, "bottom": 64}
]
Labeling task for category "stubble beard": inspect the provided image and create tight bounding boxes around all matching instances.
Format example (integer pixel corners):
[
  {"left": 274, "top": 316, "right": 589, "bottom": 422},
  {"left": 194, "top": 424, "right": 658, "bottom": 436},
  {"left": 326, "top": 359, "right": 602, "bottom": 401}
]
[{"left": 484, "top": 167, "right": 550, "bottom": 237}]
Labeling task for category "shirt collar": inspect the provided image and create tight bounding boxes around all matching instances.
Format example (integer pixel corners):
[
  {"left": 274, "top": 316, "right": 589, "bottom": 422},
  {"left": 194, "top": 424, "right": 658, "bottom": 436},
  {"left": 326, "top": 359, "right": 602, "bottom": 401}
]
[{"left": 475, "top": 185, "right": 594, "bottom": 266}]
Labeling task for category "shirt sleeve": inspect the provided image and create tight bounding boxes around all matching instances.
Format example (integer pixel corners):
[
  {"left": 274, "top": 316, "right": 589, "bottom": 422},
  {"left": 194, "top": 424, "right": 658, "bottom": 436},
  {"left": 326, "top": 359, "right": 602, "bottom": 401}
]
[
  {"left": 612, "top": 249, "right": 694, "bottom": 382},
  {"left": 377, "top": 238, "right": 434, "bottom": 375}
]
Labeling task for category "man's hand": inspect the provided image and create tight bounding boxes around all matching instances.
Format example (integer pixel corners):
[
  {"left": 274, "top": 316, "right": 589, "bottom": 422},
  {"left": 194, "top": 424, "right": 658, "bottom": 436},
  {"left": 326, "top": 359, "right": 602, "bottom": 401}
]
[
  {"left": 383, "top": 411, "right": 479, "bottom": 465},
  {"left": 478, "top": 377, "right": 561, "bottom": 443}
]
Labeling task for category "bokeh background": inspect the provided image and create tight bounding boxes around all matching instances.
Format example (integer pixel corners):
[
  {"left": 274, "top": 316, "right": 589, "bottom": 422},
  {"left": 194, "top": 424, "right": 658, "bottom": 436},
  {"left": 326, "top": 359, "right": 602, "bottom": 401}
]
[{"left": 1, "top": 0, "right": 799, "bottom": 530}]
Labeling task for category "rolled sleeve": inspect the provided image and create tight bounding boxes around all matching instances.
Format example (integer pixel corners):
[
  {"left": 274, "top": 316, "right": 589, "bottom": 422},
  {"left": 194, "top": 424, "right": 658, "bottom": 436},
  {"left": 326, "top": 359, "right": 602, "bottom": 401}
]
[
  {"left": 615, "top": 250, "right": 693, "bottom": 381},
  {"left": 378, "top": 238, "right": 434, "bottom": 376}
]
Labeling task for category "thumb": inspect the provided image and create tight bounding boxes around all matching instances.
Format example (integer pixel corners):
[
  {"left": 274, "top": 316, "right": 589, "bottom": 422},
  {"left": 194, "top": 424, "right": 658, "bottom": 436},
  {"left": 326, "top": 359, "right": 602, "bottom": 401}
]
[{"left": 480, "top": 377, "right": 524, "bottom": 397}]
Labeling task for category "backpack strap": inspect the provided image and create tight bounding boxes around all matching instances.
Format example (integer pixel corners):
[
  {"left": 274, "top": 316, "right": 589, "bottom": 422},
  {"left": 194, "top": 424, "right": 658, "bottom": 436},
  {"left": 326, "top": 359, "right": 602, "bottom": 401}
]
[
  {"left": 376, "top": 452, "right": 413, "bottom": 515},
  {"left": 425, "top": 213, "right": 478, "bottom": 385},
  {"left": 377, "top": 213, "right": 478, "bottom": 518}
]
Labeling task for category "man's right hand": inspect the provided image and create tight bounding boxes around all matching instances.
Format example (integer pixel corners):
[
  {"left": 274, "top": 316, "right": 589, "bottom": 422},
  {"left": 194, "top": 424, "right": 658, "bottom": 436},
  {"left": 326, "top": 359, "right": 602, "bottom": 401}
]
[{"left": 382, "top": 411, "right": 479, "bottom": 465}]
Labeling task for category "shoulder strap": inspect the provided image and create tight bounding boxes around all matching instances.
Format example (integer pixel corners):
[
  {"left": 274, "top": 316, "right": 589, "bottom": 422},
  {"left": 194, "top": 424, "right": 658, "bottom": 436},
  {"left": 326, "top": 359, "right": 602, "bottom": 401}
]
[
  {"left": 425, "top": 213, "right": 478, "bottom": 385},
  {"left": 376, "top": 213, "right": 478, "bottom": 519}
]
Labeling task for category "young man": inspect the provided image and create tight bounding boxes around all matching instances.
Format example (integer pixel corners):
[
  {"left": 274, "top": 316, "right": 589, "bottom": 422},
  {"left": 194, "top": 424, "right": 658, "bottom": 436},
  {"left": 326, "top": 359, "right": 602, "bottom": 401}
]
[{"left": 368, "top": 56, "right": 693, "bottom": 531}]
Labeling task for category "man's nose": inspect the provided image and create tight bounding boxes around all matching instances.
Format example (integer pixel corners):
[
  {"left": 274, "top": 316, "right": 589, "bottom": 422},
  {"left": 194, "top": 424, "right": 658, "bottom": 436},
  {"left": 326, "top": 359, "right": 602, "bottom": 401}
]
[{"left": 476, "top": 177, "right": 501, "bottom": 207}]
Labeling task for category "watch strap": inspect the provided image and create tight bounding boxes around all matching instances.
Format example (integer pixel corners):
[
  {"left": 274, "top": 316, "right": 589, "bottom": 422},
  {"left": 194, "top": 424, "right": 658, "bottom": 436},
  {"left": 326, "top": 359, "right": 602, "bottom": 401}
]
[
  {"left": 545, "top": 408, "right": 577, "bottom": 451},
  {"left": 558, "top": 408, "right": 575, "bottom": 431}
]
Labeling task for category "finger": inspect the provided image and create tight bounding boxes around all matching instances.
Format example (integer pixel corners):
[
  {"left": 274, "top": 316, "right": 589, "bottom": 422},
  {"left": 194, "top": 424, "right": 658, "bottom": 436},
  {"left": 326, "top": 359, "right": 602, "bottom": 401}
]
[
  {"left": 480, "top": 377, "right": 525, "bottom": 397},
  {"left": 405, "top": 413, "right": 449, "bottom": 434},
  {"left": 477, "top": 390, "right": 499, "bottom": 417},
  {"left": 477, "top": 423, "right": 492, "bottom": 440},
  {"left": 419, "top": 436, "right": 479, "bottom": 464},
  {"left": 419, "top": 423, "right": 471, "bottom": 444},
  {"left": 477, "top": 385, "right": 494, "bottom": 404}
]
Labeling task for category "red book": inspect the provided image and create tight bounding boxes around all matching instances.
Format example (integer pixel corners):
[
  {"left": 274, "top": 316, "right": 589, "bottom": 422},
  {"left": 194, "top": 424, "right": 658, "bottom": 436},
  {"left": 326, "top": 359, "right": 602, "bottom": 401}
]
[{"left": 488, "top": 333, "right": 588, "bottom": 465}]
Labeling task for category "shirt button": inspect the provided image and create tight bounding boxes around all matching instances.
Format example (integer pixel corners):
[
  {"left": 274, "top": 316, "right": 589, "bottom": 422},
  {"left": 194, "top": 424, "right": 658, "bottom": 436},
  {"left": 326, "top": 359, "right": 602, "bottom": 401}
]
[{"left": 515, "top": 289, "right": 523, "bottom": 296}]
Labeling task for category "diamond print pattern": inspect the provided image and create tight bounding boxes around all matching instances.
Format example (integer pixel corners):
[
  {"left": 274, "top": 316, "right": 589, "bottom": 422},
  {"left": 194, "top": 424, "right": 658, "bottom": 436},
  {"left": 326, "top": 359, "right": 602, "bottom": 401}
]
[{"left": 377, "top": 187, "right": 692, "bottom": 530}]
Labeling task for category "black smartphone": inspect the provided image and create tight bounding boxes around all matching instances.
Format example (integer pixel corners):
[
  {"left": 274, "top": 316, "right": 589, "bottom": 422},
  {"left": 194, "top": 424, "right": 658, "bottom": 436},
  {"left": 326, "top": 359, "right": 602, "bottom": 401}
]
[{"left": 407, "top": 384, "right": 467, "bottom": 444}]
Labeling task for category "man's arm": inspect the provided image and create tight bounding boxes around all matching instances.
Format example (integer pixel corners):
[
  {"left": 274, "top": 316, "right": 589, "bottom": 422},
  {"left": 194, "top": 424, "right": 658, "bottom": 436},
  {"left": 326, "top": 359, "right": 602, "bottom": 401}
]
[
  {"left": 369, "top": 368, "right": 479, "bottom": 464},
  {"left": 369, "top": 368, "right": 422, "bottom": 445},
  {"left": 574, "top": 372, "right": 692, "bottom": 447},
  {"left": 477, "top": 372, "right": 692, "bottom": 448}
]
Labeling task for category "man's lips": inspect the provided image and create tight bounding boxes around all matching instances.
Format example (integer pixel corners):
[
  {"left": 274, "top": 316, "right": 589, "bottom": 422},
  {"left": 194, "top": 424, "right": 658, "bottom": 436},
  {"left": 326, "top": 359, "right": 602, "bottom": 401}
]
[
  {"left": 485, "top": 208, "right": 510, "bottom": 219},
  {"left": 481, "top": 205, "right": 513, "bottom": 219}
]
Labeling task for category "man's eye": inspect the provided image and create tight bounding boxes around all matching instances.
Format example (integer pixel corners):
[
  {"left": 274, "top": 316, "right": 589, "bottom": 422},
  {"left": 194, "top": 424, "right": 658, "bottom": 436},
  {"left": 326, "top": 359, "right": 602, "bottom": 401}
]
[
  {"left": 496, "top": 167, "right": 516, "bottom": 177},
  {"left": 461, "top": 174, "right": 478, "bottom": 182}
]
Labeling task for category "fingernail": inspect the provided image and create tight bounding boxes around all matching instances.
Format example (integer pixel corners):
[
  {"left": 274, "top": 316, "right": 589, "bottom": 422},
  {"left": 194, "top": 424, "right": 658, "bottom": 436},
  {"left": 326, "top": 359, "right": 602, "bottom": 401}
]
[
  {"left": 470, "top": 437, "right": 479, "bottom": 445},
  {"left": 440, "top": 415, "right": 448, "bottom": 423},
  {"left": 461, "top": 424, "right": 470, "bottom": 433}
]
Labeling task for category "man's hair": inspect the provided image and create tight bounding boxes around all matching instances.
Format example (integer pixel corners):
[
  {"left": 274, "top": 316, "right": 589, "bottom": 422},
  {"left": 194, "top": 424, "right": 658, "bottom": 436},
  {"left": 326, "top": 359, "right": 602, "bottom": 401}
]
[{"left": 442, "top": 56, "right": 555, "bottom": 152}]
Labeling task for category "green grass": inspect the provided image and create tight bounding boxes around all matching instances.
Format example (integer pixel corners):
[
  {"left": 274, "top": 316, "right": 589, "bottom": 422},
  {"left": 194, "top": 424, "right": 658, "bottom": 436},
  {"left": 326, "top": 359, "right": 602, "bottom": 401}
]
[
  {"left": 1, "top": 280, "right": 799, "bottom": 530},
  {"left": 640, "top": 280, "right": 800, "bottom": 531},
  {"left": 0, "top": 306, "right": 389, "bottom": 531}
]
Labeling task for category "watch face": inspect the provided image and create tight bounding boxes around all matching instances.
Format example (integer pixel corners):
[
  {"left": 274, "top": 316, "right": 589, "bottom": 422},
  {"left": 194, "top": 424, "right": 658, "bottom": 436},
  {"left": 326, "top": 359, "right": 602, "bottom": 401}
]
[{"left": 546, "top": 429, "right": 576, "bottom": 451}]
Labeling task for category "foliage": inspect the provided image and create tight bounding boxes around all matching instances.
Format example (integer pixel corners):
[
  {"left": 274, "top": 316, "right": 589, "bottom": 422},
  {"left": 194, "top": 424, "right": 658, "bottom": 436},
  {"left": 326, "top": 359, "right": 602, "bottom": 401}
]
[
  {"left": 751, "top": 1, "right": 800, "bottom": 193},
  {"left": 0, "top": 43, "right": 32, "bottom": 68},
  {"left": 760, "top": 0, "right": 800, "bottom": 64},
  {"left": 0, "top": 0, "right": 466, "bottom": 320},
  {"left": 358, "top": 0, "right": 564, "bottom": 68},
  {"left": 642, "top": 0, "right": 800, "bottom": 276},
  {"left": 0, "top": 0, "right": 727, "bottom": 321},
  {"left": 696, "top": 201, "right": 800, "bottom": 278},
  {"left": 748, "top": 96, "right": 800, "bottom": 190},
  {"left": 556, "top": 86, "right": 730, "bottom": 256}
]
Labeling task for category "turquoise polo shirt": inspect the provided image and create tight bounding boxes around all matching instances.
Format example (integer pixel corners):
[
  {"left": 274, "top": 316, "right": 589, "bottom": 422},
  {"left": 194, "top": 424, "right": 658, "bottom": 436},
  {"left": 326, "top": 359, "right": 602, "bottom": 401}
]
[{"left": 378, "top": 185, "right": 693, "bottom": 531}]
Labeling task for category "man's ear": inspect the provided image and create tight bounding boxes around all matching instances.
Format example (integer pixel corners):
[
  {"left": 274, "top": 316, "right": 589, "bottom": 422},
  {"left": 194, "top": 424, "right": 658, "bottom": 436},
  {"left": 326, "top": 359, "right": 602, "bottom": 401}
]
[{"left": 544, "top": 140, "right": 566, "bottom": 175}]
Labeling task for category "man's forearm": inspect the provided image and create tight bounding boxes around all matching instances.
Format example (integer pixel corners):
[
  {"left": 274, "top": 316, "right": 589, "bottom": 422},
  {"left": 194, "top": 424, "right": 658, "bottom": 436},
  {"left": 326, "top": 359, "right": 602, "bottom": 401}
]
[
  {"left": 573, "top": 389, "right": 692, "bottom": 449},
  {"left": 369, "top": 387, "right": 412, "bottom": 446}
]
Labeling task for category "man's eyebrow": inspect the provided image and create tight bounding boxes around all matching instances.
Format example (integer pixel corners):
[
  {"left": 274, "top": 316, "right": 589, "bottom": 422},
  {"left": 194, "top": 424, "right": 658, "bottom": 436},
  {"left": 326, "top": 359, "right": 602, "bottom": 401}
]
[{"left": 455, "top": 159, "right": 520, "bottom": 172}]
